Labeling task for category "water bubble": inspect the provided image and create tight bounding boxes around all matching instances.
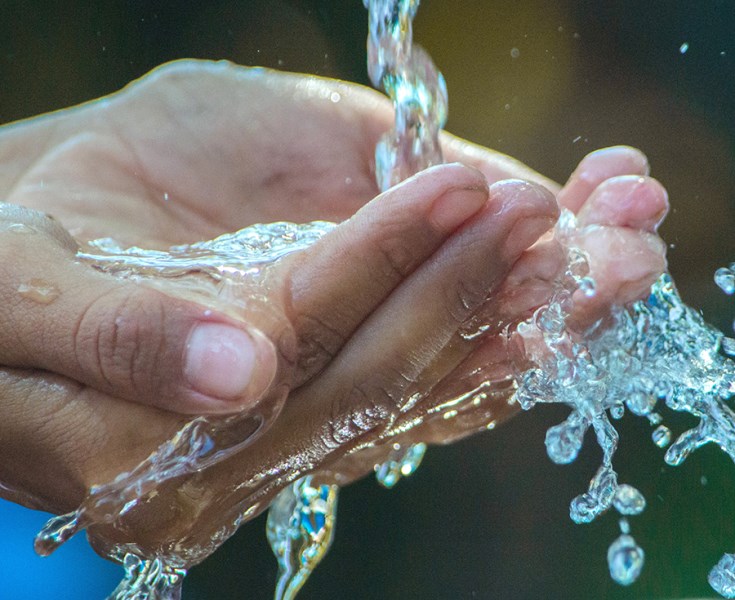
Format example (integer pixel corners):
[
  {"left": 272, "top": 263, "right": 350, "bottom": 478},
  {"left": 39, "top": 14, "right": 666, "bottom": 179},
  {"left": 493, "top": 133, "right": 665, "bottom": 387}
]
[
  {"left": 607, "top": 534, "right": 645, "bottom": 585},
  {"left": 613, "top": 484, "right": 646, "bottom": 516},
  {"left": 652, "top": 425, "right": 672, "bottom": 448},
  {"left": 17, "top": 278, "right": 60, "bottom": 304},
  {"left": 679, "top": 42, "right": 690, "bottom": 54},
  {"left": 510, "top": 47, "right": 520, "bottom": 58},
  {"left": 715, "top": 267, "right": 735, "bottom": 294},
  {"left": 709, "top": 553, "right": 735, "bottom": 598}
]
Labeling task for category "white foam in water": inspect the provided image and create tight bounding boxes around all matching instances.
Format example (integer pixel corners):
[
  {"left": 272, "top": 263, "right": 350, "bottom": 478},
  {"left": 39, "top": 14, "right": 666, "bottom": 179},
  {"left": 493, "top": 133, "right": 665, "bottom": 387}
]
[{"left": 29, "top": 1, "right": 735, "bottom": 598}]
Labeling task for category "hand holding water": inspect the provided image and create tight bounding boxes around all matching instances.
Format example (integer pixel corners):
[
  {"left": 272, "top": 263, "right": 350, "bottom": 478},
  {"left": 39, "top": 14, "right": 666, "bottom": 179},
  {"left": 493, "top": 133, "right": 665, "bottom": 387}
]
[{"left": 0, "top": 62, "right": 667, "bottom": 571}]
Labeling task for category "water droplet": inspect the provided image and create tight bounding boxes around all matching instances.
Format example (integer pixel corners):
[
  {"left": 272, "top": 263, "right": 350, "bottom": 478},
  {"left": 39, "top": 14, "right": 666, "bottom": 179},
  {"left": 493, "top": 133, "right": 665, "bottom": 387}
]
[
  {"left": 701, "top": 475, "right": 708, "bottom": 486},
  {"left": 680, "top": 42, "right": 689, "bottom": 54},
  {"left": 545, "top": 418, "right": 586, "bottom": 464},
  {"left": 163, "top": 192, "right": 170, "bottom": 201},
  {"left": 610, "top": 404, "right": 624, "bottom": 420},
  {"left": 652, "top": 425, "right": 671, "bottom": 448},
  {"left": 709, "top": 553, "right": 735, "bottom": 598},
  {"left": 510, "top": 47, "right": 520, "bottom": 58},
  {"left": 504, "top": 103, "right": 511, "bottom": 110},
  {"left": 613, "top": 484, "right": 646, "bottom": 515},
  {"left": 715, "top": 267, "right": 735, "bottom": 294},
  {"left": 375, "top": 443, "right": 426, "bottom": 488},
  {"left": 18, "top": 278, "right": 60, "bottom": 304},
  {"left": 329, "top": 91, "right": 341, "bottom": 103},
  {"left": 619, "top": 517, "right": 630, "bottom": 534},
  {"left": 608, "top": 534, "right": 645, "bottom": 585},
  {"left": 647, "top": 412, "right": 663, "bottom": 426}
]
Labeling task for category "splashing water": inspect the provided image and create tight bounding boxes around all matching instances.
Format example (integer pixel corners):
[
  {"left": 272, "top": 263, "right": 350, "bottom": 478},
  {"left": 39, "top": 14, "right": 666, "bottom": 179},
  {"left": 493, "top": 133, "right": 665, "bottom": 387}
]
[
  {"left": 26, "top": 1, "right": 735, "bottom": 598},
  {"left": 266, "top": 476, "right": 339, "bottom": 600}
]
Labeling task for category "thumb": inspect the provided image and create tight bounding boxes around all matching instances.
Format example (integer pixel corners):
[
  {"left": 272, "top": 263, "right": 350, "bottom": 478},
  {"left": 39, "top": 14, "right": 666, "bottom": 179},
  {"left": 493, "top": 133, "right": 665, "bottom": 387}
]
[{"left": 0, "top": 205, "right": 279, "bottom": 414}]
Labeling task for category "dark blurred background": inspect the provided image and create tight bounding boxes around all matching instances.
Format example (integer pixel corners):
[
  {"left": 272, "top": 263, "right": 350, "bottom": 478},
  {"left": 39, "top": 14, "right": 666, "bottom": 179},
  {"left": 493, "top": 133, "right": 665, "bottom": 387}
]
[{"left": 2, "top": 1, "right": 735, "bottom": 598}]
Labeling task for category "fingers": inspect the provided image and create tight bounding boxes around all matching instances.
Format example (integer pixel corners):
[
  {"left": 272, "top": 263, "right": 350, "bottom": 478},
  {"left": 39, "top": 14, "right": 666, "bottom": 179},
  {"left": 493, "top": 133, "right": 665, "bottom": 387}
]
[
  {"left": 441, "top": 131, "right": 561, "bottom": 192},
  {"left": 0, "top": 366, "right": 175, "bottom": 514},
  {"left": 569, "top": 228, "right": 667, "bottom": 326},
  {"left": 0, "top": 205, "right": 279, "bottom": 415},
  {"left": 557, "top": 146, "right": 649, "bottom": 213},
  {"left": 569, "top": 161, "right": 670, "bottom": 326},
  {"left": 281, "top": 163, "right": 489, "bottom": 384},
  {"left": 328, "top": 180, "right": 558, "bottom": 413},
  {"left": 576, "top": 175, "right": 669, "bottom": 232}
]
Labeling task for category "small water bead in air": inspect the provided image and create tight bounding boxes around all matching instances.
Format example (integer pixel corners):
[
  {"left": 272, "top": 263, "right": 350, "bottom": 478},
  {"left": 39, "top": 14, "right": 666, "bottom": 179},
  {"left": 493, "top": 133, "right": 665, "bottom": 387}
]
[
  {"left": 17, "top": 278, "right": 60, "bottom": 304},
  {"left": 613, "top": 484, "right": 646, "bottom": 516},
  {"left": 652, "top": 425, "right": 672, "bottom": 448},
  {"left": 607, "top": 534, "right": 645, "bottom": 586},
  {"left": 715, "top": 267, "right": 735, "bottom": 295},
  {"left": 545, "top": 414, "right": 586, "bottom": 464},
  {"left": 710, "top": 554, "right": 735, "bottom": 598}
]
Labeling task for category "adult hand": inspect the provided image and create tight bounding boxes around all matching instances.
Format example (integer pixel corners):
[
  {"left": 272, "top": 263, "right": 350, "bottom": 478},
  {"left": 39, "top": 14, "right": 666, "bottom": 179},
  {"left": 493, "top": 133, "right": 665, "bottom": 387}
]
[
  {"left": 81, "top": 149, "right": 666, "bottom": 565},
  {"left": 0, "top": 60, "right": 554, "bottom": 513},
  {"left": 0, "top": 61, "right": 667, "bottom": 567}
]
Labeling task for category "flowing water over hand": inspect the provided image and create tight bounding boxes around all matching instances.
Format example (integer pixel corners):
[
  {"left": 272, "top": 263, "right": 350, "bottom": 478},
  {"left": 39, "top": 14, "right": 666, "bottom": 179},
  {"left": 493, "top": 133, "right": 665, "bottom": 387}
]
[{"left": 25, "top": 1, "right": 735, "bottom": 598}]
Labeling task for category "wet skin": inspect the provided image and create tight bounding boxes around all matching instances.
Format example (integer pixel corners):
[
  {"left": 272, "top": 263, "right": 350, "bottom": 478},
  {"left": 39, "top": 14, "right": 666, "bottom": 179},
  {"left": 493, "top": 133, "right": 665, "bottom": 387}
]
[{"left": 0, "top": 61, "right": 667, "bottom": 563}]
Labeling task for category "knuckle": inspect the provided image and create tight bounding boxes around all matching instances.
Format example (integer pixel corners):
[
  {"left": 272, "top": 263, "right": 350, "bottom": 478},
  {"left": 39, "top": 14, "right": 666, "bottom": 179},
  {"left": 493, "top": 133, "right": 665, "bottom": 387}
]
[
  {"left": 74, "top": 288, "right": 166, "bottom": 396},
  {"left": 320, "top": 384, "right": 395, "bottom": 450},
  {"left": 292, "top": 312, "right": 345, "bottom": 382},
  {"left": 368, "top": 230, "right": 416, "bottom": 281}
]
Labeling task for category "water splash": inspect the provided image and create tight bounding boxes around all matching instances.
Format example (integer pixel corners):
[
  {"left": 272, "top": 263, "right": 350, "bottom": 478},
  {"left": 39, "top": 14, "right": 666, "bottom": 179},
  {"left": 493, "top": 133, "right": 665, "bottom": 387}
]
[
  {"left": 375, "top": 442, "right": 427, "bottom": 488},
  {"left": 710, "top": 554, "right": 735, "bottom": 598},
  {"left": 106, "top": 553, "right": 186, "bottom": 600},
  {"left": 266, "top": 476, "right": 339, "bottom": 600}
]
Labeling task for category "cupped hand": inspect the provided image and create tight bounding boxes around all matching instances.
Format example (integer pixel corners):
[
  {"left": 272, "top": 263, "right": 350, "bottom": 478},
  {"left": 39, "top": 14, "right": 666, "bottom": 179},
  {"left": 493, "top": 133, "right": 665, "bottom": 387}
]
[
  {"left": 0, "top": 62, "right": 552, "bottom": 516},
  {"left": 0, "top": 59, "right": 556, "bottom": 417},
  {"left": 82, "top": 149, "right": 666, "bottom": 564},
  {"left": 0, "top": 60, "right": 668, "bottom": 568}
]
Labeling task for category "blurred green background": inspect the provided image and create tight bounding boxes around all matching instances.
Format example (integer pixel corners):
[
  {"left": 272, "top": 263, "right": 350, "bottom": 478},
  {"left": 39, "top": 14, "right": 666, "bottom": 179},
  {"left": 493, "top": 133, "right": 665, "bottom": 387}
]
[{"left": 1, "top": 1, "right": 735, "bottom": 598}]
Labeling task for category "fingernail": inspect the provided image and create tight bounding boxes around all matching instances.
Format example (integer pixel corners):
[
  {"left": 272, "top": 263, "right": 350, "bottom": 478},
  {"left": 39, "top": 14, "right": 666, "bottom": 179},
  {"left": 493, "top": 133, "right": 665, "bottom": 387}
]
[
  {"left": 578, "top": 147, "right": 650, "bottom": 182},
  {"left": 185, "top": 322, "right": 262, "bottom": 403},
  {"left": 429, "top": 186, "right": 488, "bottom": 232}
]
